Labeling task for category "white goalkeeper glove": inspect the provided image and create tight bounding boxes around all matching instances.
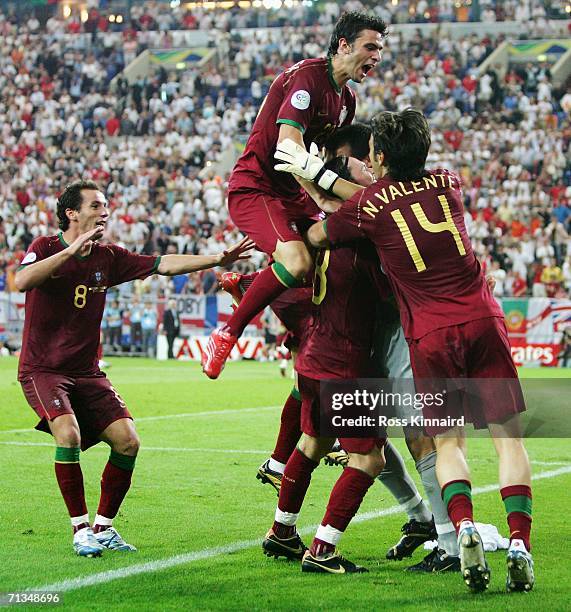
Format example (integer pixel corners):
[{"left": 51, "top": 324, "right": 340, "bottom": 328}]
[{"left": 274, "top": 139, "right": 339, "bottom": 192}]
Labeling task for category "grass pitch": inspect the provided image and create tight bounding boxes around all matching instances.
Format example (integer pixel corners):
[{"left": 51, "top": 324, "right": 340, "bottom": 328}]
[{"left": 0, "top": 357, "right": 570, "bottom": 611}]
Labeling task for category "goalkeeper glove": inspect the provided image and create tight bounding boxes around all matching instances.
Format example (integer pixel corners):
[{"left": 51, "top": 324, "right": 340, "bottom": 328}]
[{"left": 274, "top": 139, "right": 339, "bottom": 191}]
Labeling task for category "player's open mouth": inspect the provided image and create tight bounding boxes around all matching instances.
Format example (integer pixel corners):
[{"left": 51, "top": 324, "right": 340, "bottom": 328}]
[
  {"left": 361, "top": 64, "right": 375, "bottom": 77},
  {"left": 95, "top": 221, "right": 106, "bottom": 228}
]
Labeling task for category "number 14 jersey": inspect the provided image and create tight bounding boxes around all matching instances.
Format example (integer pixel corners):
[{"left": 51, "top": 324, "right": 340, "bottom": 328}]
[{"left": 325, "top": 168, "right": 502, "bottom": 341}]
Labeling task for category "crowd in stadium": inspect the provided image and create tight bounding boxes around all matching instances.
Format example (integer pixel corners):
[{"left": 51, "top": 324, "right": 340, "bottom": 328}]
[
  {"left": 0, "top": 2, "right": 570, "bottom": 301},
  {"left": 0, "top": 0, "right": 566, "bottom": 31}
]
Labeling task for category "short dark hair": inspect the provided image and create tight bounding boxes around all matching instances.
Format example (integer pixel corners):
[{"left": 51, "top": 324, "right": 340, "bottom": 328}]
[
  {"left": 324, "top": 123, "right": 372, "bottom": 161},
  {"left": 370, "top": 108, "right": 431, "bottom": 181},
  {"left": 57, "top": 179, "right": 100, "bottom": 230},
  {"left": 327, "top": 12, "right": 388, "bottom": 57},
  {"left": 323, "top": 156, "right": 352, "bottom": 182}
]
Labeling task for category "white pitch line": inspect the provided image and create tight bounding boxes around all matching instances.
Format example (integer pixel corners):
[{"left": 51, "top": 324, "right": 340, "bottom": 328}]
[
  {"left": 0, "top": 441, "right": 567, "bottom": 463},
  {"left": 0, "top": 441, "right": 269, "bottom": 454},
  {"left": 30, "top": 465, "right": 571, "bottom": 594},
  {"left": 0, "top": 405, "right": 281, "bottom": 435}
]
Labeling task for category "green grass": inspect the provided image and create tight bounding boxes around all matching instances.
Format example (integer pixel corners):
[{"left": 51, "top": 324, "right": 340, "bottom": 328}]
[{"left": 0, "top": 357, "right": 570, "bottom": 611}]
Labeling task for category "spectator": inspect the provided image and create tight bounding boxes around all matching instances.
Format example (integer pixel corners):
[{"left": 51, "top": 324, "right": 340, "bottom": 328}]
[{"left": 162, "top": 298, "right": 180, "bottom": 360}]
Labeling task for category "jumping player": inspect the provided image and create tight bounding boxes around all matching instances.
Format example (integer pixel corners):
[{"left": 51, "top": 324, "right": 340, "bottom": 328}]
[
  {"left": 201, "top": 11, "right": 388, "bottom": 380},
  {"left": 15, "top": 180, "right": 253, "bottom": 557}
]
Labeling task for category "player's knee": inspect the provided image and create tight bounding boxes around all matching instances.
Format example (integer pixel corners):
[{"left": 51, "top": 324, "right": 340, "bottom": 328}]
[
  {"left": 348, "top": 449, "right": 385, "bottom": 478},
  {"left": 115, "top": 433, "right": 140, "bottom": 456},
  {"left": 54, "top": 426, "right": 81, "bottom": 448},
  {"left": 276, "top": 244, "right": 312, "bottom": 279},
  {"left": 405, "top": 431, "right": 435, "bottom": 461}
]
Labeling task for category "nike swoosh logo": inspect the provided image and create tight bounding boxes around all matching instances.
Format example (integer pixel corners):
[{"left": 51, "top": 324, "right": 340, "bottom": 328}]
[
  {"left": 305, "top": 559, "right": 346, "bottom": 574},
  {"left": 50, "top": 274, "right": 63, "bottom": 279}
]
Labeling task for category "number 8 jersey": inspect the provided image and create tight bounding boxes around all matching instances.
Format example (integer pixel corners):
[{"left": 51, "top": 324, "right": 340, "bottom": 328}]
[
  {"left": 324, "top": 168, "right": 503, "bottom": 341},
  {"left": 17, "top": 233, "right": 160, "bottom": 379}
]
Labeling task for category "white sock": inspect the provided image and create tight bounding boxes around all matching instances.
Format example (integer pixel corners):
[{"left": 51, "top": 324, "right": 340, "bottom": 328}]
[
  {"left": 509, "top": 538, "right": 528, "bottom": 552},
  {"left": 459, "top": 519, "right": 475, "bottom": 532},
  {"left": 268, "top": 458, "right": 286, "bottom": 474},
  {"left": 71, "top": 514, "right": 90, "bottom": 528},
  {"left": 93, "top": 514, "right": 113, "bottom": 528},
  {"left": 275, "top": 508, "right": 298, "bottom": 526},
  {"left": 315, "top": 524, "right": 343, "bottom": 545}
]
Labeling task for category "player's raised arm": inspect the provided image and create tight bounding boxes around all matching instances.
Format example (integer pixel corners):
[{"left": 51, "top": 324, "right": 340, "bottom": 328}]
[
  {"left": 156, "top": 237, "right": 255, "bottom": 276},
  {"left": 274, "top": 138, "right": 364, "bottom": 201},
  {"left": 15, "top": 226, "right": 104, "bottom": 292},
  {"left": 277, "top": 122, "right": 305, "bottom": 147}
]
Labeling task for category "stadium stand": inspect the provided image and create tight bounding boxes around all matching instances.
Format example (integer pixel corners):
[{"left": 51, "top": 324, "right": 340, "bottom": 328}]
[{"left": 0, "top": 0, "right": 569, "bottom": 360}]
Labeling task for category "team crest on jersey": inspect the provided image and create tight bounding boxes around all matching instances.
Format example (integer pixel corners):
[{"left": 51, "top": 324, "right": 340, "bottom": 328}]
[
  {"left": 338, "top": 105, "right": 348, "bottom": 126},
  {"left": 89, "top": 270, "right": 107, "bottom": 293},
  {"left": 291, "top": 90, "right": 310, "bottom": 110}
]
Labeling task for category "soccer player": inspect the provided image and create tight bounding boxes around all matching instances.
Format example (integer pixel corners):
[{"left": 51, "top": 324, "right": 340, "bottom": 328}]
[
  {"left": 290, "top": 109, "right": 534, "bottom": 592},
  {"left": 15, "top": 180, "right": 253, "bottom": 557},
  {"left": 201, "top": 11, "right": 388, "bottom": 380},
  {"left": 263, "top": 233, "right": 389, "bottom": 573}
]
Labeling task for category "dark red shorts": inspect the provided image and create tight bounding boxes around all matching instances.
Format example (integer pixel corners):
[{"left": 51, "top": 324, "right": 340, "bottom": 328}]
[
  {"left": 298, "top": 374, "right": 386, "bottom": 454},
  {"left": 408, "top": 317, "right": 525, "bottom": 434},
  {"left": 228, "top": 188, "right": 320, "bottom": 254},
  {"left": 20, "top": 371, "right": 132, "bottom": 450}
]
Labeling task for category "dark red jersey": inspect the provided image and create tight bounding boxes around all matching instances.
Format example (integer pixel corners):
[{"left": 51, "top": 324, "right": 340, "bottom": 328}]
[
  {"left": 295, "top": 241, "right": 390, "bottom": 379},
  {"left": 18, "top": 233, "right": 160, "bottom": 378},
  {"left": 325, "top": 168, "right": 503, "bottom": 340},
  {"left": 229, "top": 57, "right": 356, "bottom": 200}
]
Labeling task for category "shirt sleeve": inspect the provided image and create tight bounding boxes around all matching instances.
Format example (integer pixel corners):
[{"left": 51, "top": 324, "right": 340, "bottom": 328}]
[
  {"left": 276, "top": 64, "right": 321, "bottom": 134},
  {"left": 18, "top": 237, "right": 50, "bottom": 269},
  {"left": 108, "top": 245, "right": 161, "bottom": 287},
  {"left": 324, "top": 189, "right": 369, "bottom": 245}
]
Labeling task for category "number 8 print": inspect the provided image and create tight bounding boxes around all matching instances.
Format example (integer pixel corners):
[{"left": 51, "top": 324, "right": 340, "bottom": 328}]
[{"left": 74, "top": 284, "right": 88, "bottom": 308}]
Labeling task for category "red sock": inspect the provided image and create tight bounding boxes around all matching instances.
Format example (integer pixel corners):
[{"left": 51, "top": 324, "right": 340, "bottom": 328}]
[
  {"left": 271, "top": 392, "right": 302, "bottom": 465},
  {"left": 320, "top": 467, "right": 374, "bottom": 533},
  {"left": 442, "top": 480, "right": 473, "bottom": 532},
  {"left": 226, "top": 266, "right": 289, "bottom": 337},
  {"left": 240, "top": 272, "right": 259, "bottom": 291},
  {"left": 54, "top": 462, "right": 88, "bottom": 519},
  {"left": 501, "top": 485, "right": 532, "bottom": 551},
  {"left": 272, "top": 522, "right": 296, "bottom": 539},
  {"left": 94, "top": 462, "right": 133, "bottom": 530},
  {"left": 277, "top": 448, "right": 319, "bottom": 515},
  {"left": 309, "top": 538, "right": 336, "bottom": 557}
]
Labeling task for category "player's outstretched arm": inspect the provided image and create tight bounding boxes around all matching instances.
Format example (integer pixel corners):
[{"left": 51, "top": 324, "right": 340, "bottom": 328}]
[
  {"left": 156, "top": 237, "right": 255, "bottom": 276},
  {"left": 15, "top": 226, "right": 104, "bottom": 291}
]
